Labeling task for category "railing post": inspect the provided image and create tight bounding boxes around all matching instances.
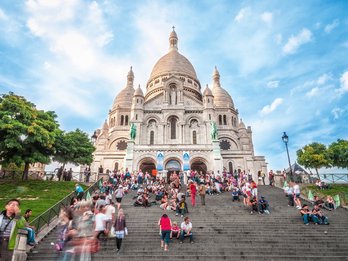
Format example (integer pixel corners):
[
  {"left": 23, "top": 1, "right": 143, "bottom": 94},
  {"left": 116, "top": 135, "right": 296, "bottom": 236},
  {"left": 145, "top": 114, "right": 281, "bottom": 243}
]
[{"left": 12, "top": 229, "right": 28, "bottom": 261}]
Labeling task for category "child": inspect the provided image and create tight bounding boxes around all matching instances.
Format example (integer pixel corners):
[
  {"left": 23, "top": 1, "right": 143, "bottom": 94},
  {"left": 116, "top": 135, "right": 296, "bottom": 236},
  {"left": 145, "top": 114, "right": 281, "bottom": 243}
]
[{"left": 170, "top": 221, "right": 180, "bottom": 239}]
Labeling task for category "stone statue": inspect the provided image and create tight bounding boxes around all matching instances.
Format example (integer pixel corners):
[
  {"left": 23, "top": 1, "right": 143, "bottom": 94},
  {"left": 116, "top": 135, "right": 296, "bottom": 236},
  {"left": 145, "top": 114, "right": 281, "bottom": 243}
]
[
  {"left": 130, "top": 123, "right": 136, "bottom": 140},
  {"left": 211, "top": 122, "right": 218, "bottom": 140},
  {"left": 170, "top": 87, "right": 176, "bottom": 105}
]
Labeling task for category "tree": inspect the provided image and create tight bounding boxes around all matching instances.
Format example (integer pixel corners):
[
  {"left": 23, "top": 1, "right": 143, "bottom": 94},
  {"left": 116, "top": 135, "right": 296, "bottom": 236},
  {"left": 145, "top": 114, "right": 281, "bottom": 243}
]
[
  {"left": 0, "top": 92, "right": 61, "bottom": 180},
  {"left": 327, "top": 139, "right": 348, "bottom": 169},
  {"left": 53, "top": 129, "right": 95, "bottom": 173},
  {"left": 296, "top": 142, "right": 331, "bottom": 179}
]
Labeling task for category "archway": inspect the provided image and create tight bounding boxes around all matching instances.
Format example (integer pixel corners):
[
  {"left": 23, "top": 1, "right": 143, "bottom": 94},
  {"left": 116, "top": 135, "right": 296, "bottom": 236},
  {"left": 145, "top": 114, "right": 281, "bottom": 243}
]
[
  {"left": 139, "top": 158, "right": 156, "bottom": 175},
  {"left": 191, "top": 158, "right": 207, "bottom": 174},
  {"left": 165, "top": 159, "right": 181, "bottom": 183}
]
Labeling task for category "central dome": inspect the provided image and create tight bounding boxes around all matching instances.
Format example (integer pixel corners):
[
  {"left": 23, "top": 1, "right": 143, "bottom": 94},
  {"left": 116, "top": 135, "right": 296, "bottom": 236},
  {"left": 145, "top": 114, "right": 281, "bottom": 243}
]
[{"left": 149, "top": 29, "right": 198, "bottom": 81}]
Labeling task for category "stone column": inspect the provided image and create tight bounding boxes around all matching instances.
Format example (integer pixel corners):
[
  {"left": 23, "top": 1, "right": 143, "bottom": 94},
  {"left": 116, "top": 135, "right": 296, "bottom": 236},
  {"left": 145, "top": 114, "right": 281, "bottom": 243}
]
[
  {"left": 124, "top": 140, "right": 135, "bottom": 172},
  {"left": 212, "top": 140, "right": 223, "bottom": 174}
]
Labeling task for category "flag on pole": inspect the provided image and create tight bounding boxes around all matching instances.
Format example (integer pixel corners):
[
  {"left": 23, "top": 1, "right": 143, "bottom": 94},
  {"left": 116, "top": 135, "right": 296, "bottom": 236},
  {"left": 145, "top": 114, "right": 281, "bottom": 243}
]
[
  {"left": 308, "top": 190, "right": 314, "bottom": 201},
  {"left": 333, "top": 195, "right": 340, "bottom": 208},
  {"left": 86, "top": 191, "right": 91, "bottom": 201},
  {"left": 283, "top": 181, "right": 288, "bottom": 188}
]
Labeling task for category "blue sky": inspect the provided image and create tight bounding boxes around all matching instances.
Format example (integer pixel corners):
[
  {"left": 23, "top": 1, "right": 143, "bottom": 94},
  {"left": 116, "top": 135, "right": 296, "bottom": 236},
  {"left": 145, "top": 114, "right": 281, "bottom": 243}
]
[{"left": 0, "top": 0, "right": 348, "bottom": 171}]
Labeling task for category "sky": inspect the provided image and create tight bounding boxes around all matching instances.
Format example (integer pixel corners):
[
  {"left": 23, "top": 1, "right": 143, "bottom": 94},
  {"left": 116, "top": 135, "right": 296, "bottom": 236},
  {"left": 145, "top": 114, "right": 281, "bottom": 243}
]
[{"left": 0, "top": 0, "right": 348, "bottom": 172}]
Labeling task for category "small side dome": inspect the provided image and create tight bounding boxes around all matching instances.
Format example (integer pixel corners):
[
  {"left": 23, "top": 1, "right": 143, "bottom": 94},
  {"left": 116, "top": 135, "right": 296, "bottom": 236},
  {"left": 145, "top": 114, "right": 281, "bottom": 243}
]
[
  {"left": 134, "top": 85, "right": 144, "bottom": 97},
  {"left": 238, "top": 118, "right": 246, "bottom": 129},
  {"left": 203, "top": 85, "right": 213, "bottom": 96},
  {"left": 211, "top": 66, "right": 234, "bottom": 108},
  {"left": 112, "top": 67, "right": 135, "bottom": 109}
]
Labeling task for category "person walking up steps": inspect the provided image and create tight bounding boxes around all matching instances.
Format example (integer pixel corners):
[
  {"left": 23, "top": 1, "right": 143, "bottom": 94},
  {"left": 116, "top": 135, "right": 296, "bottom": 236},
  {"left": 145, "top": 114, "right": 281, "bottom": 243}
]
[
  {"left": 115, "top": 185, "right": 125, "bottom": 210},
  {"left": 199, "top": 182, "right": 206, "bottom": 206},
  {"left": 189, "top": 181, "right": 197, "bottom": 207},
  {"left": 114, "top": 209, "right": 127, "bottom": 253},
  {"left": 158, "top": 214, "right": 172, "bottom": 251}
]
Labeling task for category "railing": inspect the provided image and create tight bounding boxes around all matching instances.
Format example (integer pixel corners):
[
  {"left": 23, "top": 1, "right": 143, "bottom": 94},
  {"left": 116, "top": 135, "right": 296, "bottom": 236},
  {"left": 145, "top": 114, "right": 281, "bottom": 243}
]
[
  {"left": 29, "top": 177, "right": 102, "bottom": 233},
  {"left": 40, "top": 171, "right": 98, "bottom": 183},
  {"left": 319, "top": 174, "right": 348, "bottom": 184}
]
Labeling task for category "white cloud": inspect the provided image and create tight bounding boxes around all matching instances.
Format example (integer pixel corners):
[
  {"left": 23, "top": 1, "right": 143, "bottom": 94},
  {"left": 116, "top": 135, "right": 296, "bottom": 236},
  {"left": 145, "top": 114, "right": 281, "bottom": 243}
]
[
  {"left": 234, "top": 8, "right": 248, "bottom": 23},
  {"left": 331, "top": 107, "right": 344, "bottom": 120},
  {"left": 324, "top": 19, "right": 339, "bottom": 33},
  {"left": 306, "top": 87, "right": 320, "bottom": 97},
  {"left": 260, "top": 98, "right": 283, "bottom": 116},
  {"left": 0, "top": 8, "right": 8, "bottom": 21},
  {"left": 267, "top": 80, "right": 279, "bottom": 88},
  {"left": 336, "top": 71, "right": 348, "bottom": 95},
  {"left": 260, "top": 12, "right": 273, "bottom": 25},
  {"left": 317, "top": 73, "right": 331, "bottom": 85},
  {"left": 282, "top": 28, "right": 312, "bottom": 54}
]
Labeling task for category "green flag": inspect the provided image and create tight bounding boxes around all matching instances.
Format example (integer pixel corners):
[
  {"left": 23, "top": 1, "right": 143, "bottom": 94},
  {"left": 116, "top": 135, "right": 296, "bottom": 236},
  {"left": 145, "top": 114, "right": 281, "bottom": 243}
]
[
  {"left": 86, "top": 191, "right": 91, "bottom": 201},
  {"left": 308, "top": 190, "right": 314, "bottom": 201},
  {"left": 333, "top": 195, "right": 340, "bottom": 208},
  {"left": 98, "top": 180, "right": 102, "bottom": 188},
  {"left": 283, "top": 181, "right": 288, "bottom": 188}
]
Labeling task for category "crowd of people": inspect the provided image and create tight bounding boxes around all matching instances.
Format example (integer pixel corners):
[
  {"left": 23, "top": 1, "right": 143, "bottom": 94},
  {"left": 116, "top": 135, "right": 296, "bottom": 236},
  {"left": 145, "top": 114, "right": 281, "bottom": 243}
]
[{"left": 1, "top": 167, "right": 339, "bottom": 260}]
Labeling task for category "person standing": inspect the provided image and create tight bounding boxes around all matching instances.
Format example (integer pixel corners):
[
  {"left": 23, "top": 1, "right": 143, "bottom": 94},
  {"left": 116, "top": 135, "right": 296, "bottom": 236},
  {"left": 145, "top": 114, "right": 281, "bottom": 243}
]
[
  {"left": 0, "top": 199, "right": 26, "bottom": 261},
  {"left": 115, "top": 185, "right": 125, "bottom": 210},
  {"left": 114, "top": 209, "right": 127, "bottom": 253},
  {"left": 75, "top": 184, "right": 84, "bottom": 201},
  {"left": 158, "top": 214, "right": 171, "bottom": 251},
  {"left": 189, "top": 181, "right": 197, "bottom": 207},
  {"left": 268, "top": 170, "right": 274, "bottom": 186},
  {"left": 199, "top": 183, "right": 206, "bottom": 206}
]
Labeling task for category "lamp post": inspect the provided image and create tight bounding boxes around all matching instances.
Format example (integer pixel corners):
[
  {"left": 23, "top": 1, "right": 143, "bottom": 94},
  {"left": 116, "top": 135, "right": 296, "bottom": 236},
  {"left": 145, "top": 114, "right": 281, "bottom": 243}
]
[{"left": 282, "top": 132, "right": 293, "bottom": 182}]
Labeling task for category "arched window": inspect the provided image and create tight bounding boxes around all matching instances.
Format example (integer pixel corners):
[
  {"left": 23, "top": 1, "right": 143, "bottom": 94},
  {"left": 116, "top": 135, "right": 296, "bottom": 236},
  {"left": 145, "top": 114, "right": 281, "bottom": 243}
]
[
  {"left": 208, "top": 98, "right": 210, "bottom": 103},
  {"left": 192, "top": 130, "right": 197, "bottom": 144},
  {"left": 114, "top": 162, "right": 119, "bottom": 171},
  {"left": 170, "top": 117, "right": 177, "bottom": 139},
  {"left": 209, "top": 114, "right": 211, "bottom": 120},
  {"left": 120, "top": 115, "right": 124, "bottom": 125},
  {"left": 137, "top": 99, "right": 139, "bottom": 103},
  {"left": 136, "top": 114, "right": 138, "bottom": 120},
  {"left": 228, "top": 162, "right": 233, "bottom": 174},
  {"left": 223, "top": 115, "right": 227, "bottom": 125},
  {"left": 125, "top": 115, "right": 129, "bottom": 125},
  {"left": 219, "top": 115, "right": 222, "bottom": 125},
  {"left": 150, "top": 131, "right": 154, "bottom": 145}
]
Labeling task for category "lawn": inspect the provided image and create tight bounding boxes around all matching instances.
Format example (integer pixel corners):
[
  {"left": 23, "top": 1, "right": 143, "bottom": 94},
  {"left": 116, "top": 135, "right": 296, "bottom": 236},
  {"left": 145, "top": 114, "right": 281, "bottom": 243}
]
[
  {"left": 304, "top": 184, "right": 348, "bottom": 205},
  {"left": 0, "top": 180, "right": 88, "bottom": 220}
]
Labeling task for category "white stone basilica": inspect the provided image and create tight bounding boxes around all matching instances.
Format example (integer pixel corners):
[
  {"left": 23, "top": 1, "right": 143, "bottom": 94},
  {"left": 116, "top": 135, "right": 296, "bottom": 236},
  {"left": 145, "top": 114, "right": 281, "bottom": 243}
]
[{"left": 91, "top": 29, "right": 267, "bottom": 181}]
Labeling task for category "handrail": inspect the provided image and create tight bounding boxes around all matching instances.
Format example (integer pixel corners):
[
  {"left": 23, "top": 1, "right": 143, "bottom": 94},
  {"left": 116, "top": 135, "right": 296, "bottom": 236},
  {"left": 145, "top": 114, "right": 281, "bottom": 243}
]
[{"left": 29, "top": 177, "right": 103, "bottom": 233}]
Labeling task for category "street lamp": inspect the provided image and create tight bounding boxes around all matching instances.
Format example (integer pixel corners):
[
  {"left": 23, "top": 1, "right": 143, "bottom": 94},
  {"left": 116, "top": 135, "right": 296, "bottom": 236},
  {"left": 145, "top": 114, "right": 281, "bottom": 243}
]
[
  {"left": 282, "top": 132, "right": 293, "bottom": 182},
  {"left": 91, "top": 131, "right": 97, "bottom": 144}
]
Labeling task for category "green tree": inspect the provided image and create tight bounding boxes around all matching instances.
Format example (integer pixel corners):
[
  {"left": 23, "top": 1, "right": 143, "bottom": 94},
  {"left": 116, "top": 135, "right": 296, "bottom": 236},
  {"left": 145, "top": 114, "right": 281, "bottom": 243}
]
[
  {"left": 296, "top": 142, "right": 331, "bottom": 179},
  {"left": 327, "top": 139, "right": 348, "bottom": 169},
  {"left": 53, "top": 129, "right": 95, "bottom": 173},
  {"left": 0, "top": 92, "right": 61, "bottom": 180}
]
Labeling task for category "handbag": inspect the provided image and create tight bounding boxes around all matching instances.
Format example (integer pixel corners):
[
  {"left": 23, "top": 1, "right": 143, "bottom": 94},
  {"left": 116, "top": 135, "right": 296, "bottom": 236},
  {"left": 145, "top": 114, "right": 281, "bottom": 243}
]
[
  {"left": 108, "top": 226, "right": 115, "bottom": 238},
  {"left": 125, "top": 227, "right": 128, "bottom": 236}
]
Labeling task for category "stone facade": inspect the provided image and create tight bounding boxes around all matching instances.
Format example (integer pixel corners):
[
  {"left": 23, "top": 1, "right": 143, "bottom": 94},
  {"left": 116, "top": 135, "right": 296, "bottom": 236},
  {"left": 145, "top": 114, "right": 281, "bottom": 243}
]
[{"left": 92, "top": 29, "right": 267, "bottom": 181}]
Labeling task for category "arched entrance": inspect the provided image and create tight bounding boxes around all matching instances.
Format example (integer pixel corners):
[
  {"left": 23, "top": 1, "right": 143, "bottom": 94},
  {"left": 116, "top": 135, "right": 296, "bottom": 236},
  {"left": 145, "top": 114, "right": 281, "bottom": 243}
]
[
  {"left": 191, "top": 158, "right": 207, "bottom": 174},
  {"left": 165, "top": 159, "right": 181, "bottom": 183},
  {"left": 139, "top": 158, "right": 156, "bottom": 175},
  {"left": 165, "top": 159, "right": 181, "bottom": 172}
]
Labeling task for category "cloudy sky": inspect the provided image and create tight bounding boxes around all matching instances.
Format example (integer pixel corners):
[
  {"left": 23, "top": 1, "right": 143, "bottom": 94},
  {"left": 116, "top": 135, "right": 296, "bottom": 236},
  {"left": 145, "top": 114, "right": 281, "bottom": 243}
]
[{"left": 1, "top": 0, "right": 347, "bottom": 171}]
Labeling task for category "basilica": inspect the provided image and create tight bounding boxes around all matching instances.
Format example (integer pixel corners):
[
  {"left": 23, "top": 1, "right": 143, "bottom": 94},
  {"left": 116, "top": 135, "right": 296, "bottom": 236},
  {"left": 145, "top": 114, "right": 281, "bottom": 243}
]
[{"left": 91, "top": 29, "right": 266, "bottom": 181}]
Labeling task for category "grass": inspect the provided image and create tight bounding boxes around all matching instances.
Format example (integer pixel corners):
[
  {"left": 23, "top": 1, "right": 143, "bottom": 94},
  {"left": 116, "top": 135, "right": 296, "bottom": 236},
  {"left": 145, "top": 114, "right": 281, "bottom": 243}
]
[
  {"left": 303, "top": 184, "right": 348, "bottom": 205},
  {"left": 0, "top": 180, "right": 88, "bottom": 220}
]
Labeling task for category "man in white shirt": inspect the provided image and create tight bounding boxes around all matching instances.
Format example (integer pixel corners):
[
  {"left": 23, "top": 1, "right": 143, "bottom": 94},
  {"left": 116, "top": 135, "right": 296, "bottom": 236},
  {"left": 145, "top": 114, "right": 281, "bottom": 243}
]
[
  {"left": 180, "top": 217, "right": 194, "bottom": 244},
  {"left": 94, "top": 206, "right": 107, "bottom": 240},
  {"left": 104, "top": 202, "right": 116, "bottom": 233}
]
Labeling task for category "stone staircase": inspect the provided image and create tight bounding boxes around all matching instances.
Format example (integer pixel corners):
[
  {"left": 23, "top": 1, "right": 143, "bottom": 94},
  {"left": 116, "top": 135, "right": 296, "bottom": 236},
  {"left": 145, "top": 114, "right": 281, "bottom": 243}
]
[{"left": 27, "top": 186, "right": 348, "bottom": 260}]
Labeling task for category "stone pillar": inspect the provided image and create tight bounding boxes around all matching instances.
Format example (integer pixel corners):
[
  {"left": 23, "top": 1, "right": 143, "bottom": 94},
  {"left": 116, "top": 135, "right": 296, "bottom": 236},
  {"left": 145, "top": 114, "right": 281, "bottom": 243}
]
[
  {"left": 124, "top": 140, "right": 135, "bottom": 172},
  {"left": 212, "top": 140, "right": 223, "bottom": 174},
  {"left": 12, "top": 229, "right": 28, "bottom": 261}
]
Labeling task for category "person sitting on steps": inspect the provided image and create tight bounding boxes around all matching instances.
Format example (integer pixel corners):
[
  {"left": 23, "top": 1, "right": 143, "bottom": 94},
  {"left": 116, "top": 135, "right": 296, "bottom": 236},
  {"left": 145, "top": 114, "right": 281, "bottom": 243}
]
[
  {"left": 300, "top": 204, "right": 319, "bottom": 225},
  {"left": 258, "top": 196, "right": 270, "bottom": 214},
  {"left": 170, "top": 221, "right": 180, "bottom": 239},
  {"left": 180, "top": 217, "right": 194, "bottom": 244},
  {"left": 231, "top": 188, "right": 240, "bottom": 202},
  {"left": 312, "top": 204, "right": 329, "bottom": 225},
  {"left": 176, "top": 196, "right": 188, "bottom": 217}
]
